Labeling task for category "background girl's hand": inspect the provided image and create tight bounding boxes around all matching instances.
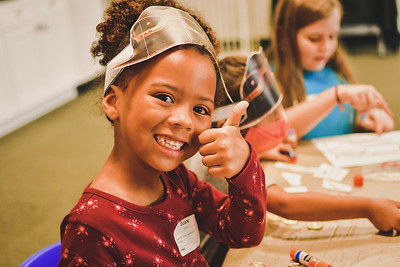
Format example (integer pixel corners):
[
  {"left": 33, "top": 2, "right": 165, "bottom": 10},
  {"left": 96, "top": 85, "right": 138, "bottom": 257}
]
[
  {"left": 338, "top": 84, "right": 393, "bottom": 117},
  {"left": 198, "top": 101, "right": 250, "bottom": 178},
  {"left": 358, "top": 108, "right": 395, "bottom": 134},
  {"left": 258, "top": 143, "right": 293, "bottom": 162},
  {"left": 367, "top": 198, "right": 400, "bottom": 232}
]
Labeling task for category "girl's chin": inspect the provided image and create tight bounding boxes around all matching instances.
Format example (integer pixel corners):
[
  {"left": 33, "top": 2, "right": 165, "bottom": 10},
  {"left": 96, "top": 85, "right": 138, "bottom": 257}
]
[
  {"left": 303, "top": 59, "right": 328, "bottom": 71},
  {"left": 155, "top": 153, "right": 192, "bottom": 172},
  {"left": 155, "top": 161, "right": 181, "bottom": 172},
  {"left": 305, "top": 64, "right": 325, "bottom": 72}
]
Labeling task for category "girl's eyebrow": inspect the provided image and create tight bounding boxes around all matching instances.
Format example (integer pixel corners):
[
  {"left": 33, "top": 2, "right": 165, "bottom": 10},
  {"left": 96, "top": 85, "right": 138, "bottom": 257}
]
[
  {"left": 152, "top": 82, "right": 215, "bottom": 105},
  {"left": 198, "top": 96, "right": 215, "bottom": 106}
]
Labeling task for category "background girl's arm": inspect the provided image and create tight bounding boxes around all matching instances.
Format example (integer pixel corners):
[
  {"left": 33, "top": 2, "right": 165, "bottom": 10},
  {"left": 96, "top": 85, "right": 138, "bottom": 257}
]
[
  {"left": 285, "top": 84, "right": 394, "bottom": 138},
  {"left": 267, "top": 185, "right": 400, "bottom": 232},
  {"left": 285, "top": 87, "right": 338, "bottom": 138}
]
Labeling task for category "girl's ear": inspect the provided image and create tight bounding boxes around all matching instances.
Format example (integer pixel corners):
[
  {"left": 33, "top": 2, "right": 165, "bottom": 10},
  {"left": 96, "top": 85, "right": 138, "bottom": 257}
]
[{"left": 102, "top": 85, "right": 121, "bottom": 121}]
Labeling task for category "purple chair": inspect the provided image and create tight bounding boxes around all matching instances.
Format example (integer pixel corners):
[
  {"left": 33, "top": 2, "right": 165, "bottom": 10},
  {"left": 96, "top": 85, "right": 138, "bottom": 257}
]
[{"left": 19, "top": 242, "right": 61, "bottom": 267}]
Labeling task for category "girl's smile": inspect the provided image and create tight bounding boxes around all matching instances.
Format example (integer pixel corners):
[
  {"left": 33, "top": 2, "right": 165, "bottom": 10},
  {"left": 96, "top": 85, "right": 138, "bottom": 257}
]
[{"left": 155, "top": 135, "right": 185, "bottom": 151}]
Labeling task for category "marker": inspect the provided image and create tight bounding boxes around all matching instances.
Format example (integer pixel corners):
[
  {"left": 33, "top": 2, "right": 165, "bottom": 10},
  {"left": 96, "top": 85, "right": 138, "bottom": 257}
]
[
  {"left": 280, "top": 147, "right": 297, "bottom": 163},
  {"left": 287, "top": 128, "right": 297, "bottom": 148},
  {"left": 290, "top": 248, "right": 331, "bottom": 267}
]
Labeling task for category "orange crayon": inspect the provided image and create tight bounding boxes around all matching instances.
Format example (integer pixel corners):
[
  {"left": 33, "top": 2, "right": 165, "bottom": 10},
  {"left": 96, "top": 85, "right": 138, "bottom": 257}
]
[
  {"left": 353, "top": 174, "right": 363, "bottom": 187},
  {"left": 290, "top": 248, "right": 331, "bottom": 267}
]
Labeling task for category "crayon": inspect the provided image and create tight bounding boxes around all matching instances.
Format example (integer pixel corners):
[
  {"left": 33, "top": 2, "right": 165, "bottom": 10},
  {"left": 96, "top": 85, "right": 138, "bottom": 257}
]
[{"left": 290, "top": 248, "right": 331, "bottom": 267}]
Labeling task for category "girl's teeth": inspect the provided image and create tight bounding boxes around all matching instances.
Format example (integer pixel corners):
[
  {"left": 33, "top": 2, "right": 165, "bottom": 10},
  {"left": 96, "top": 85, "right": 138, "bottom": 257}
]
[{"left": 156, "top": 136, "right": 183, "bottom": 151}]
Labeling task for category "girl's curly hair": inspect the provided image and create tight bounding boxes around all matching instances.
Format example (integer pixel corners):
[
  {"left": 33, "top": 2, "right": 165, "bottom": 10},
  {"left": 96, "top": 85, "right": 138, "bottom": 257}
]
[{"left": 91, "top": 0, "right": 220, "bottom": 66}]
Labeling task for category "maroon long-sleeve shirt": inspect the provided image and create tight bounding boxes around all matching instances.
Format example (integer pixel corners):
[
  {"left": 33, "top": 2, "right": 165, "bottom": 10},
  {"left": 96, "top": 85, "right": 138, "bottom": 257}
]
[{"left": 58, "top": 149, "right": 266, "bottom": 266}]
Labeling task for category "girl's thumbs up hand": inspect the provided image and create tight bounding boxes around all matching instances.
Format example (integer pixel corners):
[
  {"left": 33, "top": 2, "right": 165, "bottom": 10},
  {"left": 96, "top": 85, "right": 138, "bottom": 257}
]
[{"left": 198, "top": 101, "right": 250, "bottom": 178}]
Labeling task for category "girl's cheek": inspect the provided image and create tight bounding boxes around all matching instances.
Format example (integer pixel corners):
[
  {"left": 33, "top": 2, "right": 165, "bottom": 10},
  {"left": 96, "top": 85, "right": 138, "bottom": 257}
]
[{"left": 331, "top": 41, "right": 338, "bottom": 54}]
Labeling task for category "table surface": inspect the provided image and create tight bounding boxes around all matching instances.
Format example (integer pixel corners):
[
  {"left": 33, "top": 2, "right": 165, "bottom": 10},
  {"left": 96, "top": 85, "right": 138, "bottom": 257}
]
[{"left": 222, "top": 140, "right": 400, "bottom": 267}]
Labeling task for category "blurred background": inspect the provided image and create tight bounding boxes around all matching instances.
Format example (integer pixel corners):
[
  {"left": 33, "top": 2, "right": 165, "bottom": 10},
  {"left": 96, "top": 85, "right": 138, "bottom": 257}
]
[{"left": 0, "top": 0, "right": 399, "bottom": 266}]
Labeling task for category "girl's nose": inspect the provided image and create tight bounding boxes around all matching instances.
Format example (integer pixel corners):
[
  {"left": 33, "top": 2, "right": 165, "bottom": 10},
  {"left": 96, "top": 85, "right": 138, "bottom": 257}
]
[
  {"left": 168, "top": 106, "right": 194, "bottom": 130},
  {"left": 320, "top": 37, "right": 335, "bottom": 53},
  {"left": 319, "top": 38, "right": 329, "bottom": 52}
]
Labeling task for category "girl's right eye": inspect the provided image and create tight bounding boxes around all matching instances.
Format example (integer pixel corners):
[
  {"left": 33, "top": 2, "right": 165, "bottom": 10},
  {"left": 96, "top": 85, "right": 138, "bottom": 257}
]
[
  {"left": 309, "top": 36, "right": 321, "bottom": 43},
  {"left": 155, "top": 94, "right": 174, "bottom": 103},
  {"left": 193, "top": 105, "right": 210, "bottom": 115}
]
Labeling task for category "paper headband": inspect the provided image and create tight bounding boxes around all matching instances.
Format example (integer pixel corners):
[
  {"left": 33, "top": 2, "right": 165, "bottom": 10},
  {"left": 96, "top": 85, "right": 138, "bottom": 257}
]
[
  {"left": 211, "top": 49, "right": 282, "bottom": 129},
  {"left": 103, "top": 5, "right": 230, "bottom": 101}
]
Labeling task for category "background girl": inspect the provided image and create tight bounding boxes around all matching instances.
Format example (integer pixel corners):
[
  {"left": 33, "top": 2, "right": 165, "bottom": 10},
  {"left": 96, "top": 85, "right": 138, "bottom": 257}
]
[{"left": 267, "top": 0, "right": 394, "bottom": 139}]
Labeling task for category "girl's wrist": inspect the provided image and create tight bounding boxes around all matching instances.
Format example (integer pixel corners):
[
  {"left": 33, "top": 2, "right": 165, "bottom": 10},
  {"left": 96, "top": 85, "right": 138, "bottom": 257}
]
[
  {"left": 334, "top": 85, "right": 345, "bottom": 111},
  {"left": 363, "top": 198, "right": 374, "bottom": 219},
  {"left": 334, "top": 85, "right": 341, "bottom": 105}
]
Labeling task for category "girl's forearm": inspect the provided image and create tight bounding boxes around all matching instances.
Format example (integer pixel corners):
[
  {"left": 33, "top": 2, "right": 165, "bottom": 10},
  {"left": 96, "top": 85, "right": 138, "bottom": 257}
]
[
  {"left": 285, "top": 87, "right": 338, "bottom": 138},
  {"left": 267, "top": 187, "right": 370, "bottom": 221}
]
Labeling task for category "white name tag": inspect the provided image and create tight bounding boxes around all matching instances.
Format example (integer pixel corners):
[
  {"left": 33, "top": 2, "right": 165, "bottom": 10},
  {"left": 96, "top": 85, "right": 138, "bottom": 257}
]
[{"left": 173, "top": 214, "right": 200, "bottom": 257}]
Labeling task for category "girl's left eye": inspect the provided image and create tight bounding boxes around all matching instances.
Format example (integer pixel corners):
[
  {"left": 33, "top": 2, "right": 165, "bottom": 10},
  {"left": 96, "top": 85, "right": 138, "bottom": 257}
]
[
  {"left": 155, "top": 94, "right": 173, "bottom": 103},
  {"left": 193, "top": 106, "right": 209, "bottom": 115},
  {"left": 309, "top": 37, "right": 321, "bottom": 42}
]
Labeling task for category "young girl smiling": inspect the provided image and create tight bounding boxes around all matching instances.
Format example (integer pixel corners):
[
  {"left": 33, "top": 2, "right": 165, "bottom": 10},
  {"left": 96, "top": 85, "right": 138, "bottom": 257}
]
[{"left": 58, "top": 1, "right": 266, "bottom": 266}]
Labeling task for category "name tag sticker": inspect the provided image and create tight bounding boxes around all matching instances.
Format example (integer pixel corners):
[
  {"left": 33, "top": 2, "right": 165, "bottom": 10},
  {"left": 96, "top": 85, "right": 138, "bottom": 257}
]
[{"left": 173, "top": 214, "right": 200, "bottom": 257}]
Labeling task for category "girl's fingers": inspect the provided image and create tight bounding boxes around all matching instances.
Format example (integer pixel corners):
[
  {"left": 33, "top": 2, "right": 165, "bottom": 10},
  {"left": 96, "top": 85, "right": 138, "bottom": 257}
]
[{"left": 222, "top": 101, "right": 249, "bottom": 127}]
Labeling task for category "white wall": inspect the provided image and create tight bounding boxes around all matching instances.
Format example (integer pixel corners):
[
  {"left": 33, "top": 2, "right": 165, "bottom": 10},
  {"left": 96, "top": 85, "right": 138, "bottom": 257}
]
[
  {"left": 67, "top": 0, "right": 106, "bottom": 83},
  {"left": 178, "top": 0, "right": 272, "bottom": 55},
  {"left": 397, "top": 0, "right": 400, "bottom": 32}
]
